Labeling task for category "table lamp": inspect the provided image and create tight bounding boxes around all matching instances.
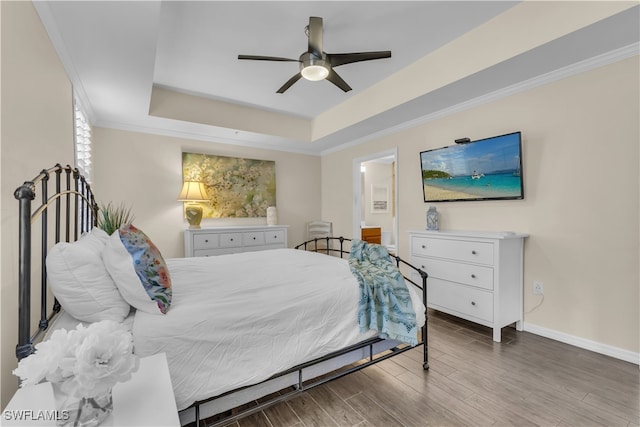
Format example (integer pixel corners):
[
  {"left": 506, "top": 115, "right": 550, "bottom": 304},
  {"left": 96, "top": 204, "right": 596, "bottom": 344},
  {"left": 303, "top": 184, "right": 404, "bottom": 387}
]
[{"left": 177, "top": 181, "right": 209, "bottom": 229}]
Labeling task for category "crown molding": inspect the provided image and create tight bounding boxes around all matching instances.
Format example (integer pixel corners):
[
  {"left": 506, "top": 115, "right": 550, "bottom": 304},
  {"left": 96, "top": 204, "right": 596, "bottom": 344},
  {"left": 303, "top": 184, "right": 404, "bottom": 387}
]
[
  {"left": 33, "top": 1, "right": 96, "bottom": 123},
  {"left": 93, "top": 119, "right": 320, "bottom": 157}
]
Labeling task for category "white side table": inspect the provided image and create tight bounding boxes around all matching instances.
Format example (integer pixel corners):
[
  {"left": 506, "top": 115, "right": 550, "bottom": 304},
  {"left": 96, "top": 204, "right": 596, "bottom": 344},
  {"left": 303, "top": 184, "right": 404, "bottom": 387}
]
[{"left": 2, "top": 353, "right": 179, "bottom": 426}]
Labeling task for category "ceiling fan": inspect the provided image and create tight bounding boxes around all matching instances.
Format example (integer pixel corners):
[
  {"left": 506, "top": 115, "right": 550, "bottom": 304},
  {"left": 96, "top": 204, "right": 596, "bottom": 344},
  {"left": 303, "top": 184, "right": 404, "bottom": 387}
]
[{"left": 238, "top": 16, "right": 391, "bottom": 94}]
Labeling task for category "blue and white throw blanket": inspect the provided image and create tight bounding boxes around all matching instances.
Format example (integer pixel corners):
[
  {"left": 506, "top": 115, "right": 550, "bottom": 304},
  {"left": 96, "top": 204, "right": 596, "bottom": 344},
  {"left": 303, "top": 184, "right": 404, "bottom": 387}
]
[{"left": 348, "top": 239, "right": 418, "bottom": 346}]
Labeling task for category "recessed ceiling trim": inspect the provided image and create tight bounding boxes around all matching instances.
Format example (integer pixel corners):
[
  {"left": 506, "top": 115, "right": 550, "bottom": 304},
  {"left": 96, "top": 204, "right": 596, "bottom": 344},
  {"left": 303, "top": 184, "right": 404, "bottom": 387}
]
[
  {"left": 31, "top": 1, "right": 638, "bottom": 157},
  {"left": 93, "top": 118, "right": 319, "bottom": 156},
  {"left": 149, "top": 86, "right": 312, "bottom": 141},
  {"left": 312, "top": 0, "right": 637, "bottom": 141},
  {"left": 320, "top": 42, "right": 639, "bottom": 156}
]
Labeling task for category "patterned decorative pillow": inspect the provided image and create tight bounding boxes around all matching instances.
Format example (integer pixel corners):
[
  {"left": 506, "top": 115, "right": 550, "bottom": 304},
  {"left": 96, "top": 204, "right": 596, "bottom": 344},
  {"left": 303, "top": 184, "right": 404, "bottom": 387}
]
[
  {"left": 46, "top": 228, "right": 130, "bottom": 322},
  {"left": 103, "top": 224, "right": 172, "bottom": 314}
]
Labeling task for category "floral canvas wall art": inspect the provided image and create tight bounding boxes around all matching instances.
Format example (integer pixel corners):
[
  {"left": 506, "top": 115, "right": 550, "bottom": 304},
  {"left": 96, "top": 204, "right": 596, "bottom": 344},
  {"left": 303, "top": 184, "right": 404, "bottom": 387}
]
[{"left": 182, "top": 153, "right": 276, "bottom": 218}]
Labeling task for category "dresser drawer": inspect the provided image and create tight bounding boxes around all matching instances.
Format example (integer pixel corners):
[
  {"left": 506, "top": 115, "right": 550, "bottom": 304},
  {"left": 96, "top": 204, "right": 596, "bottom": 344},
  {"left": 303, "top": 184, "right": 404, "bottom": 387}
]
[
  {"left": 219, "top": 233, "right": 243, "bottom": 247},
  {"left": 194, "top": 247, "right": 243, "bottom": 257},
  {"left": 193, "top": 234, "right": 219, "bottom": 250},
  {"left": 264, "top": 229, "right": 286, "bottom": 245},
  {"left": 243, "top": 231, "right": 266, "bottom": 246},
  {"left": 428, "top": 278, "right": 494, "bottom": 322},
  {"left": 250, "top": 244, "right": 286, "bottom": 252},
  {"left": 412, "top": 236, "right": 494, "bottom": 265},
  {"left": 412, "top": 257, "right": 494, "bottom": 291},
  {"left": 185, "top": 226, "right": 288, "bottom": 258}
]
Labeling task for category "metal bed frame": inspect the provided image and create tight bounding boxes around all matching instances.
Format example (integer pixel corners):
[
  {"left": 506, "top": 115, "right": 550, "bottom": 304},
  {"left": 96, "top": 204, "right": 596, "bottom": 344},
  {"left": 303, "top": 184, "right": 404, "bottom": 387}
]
[
  {"left": 14, "top": 165, "right": 429, "bottom": 427},
  {"left": 14, "top": 164, "right": 98, "bottom": 361}
]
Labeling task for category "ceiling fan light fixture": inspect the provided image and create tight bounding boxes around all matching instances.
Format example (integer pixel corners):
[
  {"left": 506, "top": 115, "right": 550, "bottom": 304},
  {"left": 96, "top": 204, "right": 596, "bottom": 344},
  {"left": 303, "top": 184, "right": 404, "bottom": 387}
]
[
  {"left": 301, "top": 64, "right": 329, "bottom": 81},
  {"left": 239, "top": 17, "right": 390, "bottom": 93},
  {"left": 300, "top": 54, "right": 329, "bottom": 81}
]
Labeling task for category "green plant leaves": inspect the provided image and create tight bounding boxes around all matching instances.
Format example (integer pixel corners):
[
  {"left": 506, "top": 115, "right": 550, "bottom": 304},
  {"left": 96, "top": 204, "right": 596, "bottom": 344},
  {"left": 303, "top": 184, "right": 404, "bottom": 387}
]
[{"left": 97, "top": 202, "right": 135, "bottom": 235}]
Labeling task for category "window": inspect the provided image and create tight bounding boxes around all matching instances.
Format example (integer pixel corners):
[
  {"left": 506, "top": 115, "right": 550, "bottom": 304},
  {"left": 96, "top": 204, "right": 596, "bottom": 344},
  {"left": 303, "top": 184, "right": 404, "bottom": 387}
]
[{"left": 74, "top": 99, "right": 92, "bottom": 183}]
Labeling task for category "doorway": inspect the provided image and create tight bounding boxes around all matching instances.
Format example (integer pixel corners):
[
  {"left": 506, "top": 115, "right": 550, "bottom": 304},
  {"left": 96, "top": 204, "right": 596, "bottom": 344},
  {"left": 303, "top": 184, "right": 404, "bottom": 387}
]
[{"left": 352, "top": 148, "right": 398, "bottom": 252}]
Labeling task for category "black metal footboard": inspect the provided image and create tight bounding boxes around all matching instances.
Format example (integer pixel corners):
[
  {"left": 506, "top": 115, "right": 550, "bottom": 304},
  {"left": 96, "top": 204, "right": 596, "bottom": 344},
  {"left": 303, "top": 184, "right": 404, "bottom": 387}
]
[
  {"left": 295, "top": 236, "right": 429, "bottom": 369},
  {"left": 14, "top": 164, "right": 98, "bottom": 360}
]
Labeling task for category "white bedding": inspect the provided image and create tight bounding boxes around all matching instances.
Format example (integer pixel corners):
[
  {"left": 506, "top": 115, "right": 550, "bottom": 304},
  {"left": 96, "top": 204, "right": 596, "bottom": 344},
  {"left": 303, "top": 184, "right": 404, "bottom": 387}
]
[
  {"left": 44, "top": 307, "right": 136, "bottom": 340},
  {"left": 132, "top": 248, "right": 425, "bottom": 411}
]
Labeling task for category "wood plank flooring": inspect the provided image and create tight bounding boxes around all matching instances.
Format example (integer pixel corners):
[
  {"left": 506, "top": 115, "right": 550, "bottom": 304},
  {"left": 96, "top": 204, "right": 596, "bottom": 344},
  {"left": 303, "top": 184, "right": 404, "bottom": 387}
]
[{"left": 211, "top": 310, "right": 639, "bottom": 427}]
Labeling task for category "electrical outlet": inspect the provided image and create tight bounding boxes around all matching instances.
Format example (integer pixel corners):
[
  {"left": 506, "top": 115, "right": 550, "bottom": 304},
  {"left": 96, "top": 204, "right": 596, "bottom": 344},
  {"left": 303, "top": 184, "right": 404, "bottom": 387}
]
[{"left": 533, "top": 280, "right": 544, "bottom": 295}]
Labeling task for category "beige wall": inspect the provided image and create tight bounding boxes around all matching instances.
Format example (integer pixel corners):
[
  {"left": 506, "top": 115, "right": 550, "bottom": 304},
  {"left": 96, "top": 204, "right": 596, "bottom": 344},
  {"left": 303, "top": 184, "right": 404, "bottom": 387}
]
[
  {"left": 0, "top": 2, "right": 75, "bottom": 408},
  {"left": 91, "top": 128, "right": 321, "bottom": 259},
  {"left": 322, "top": 57, "right": 639, "bottom": 356}
]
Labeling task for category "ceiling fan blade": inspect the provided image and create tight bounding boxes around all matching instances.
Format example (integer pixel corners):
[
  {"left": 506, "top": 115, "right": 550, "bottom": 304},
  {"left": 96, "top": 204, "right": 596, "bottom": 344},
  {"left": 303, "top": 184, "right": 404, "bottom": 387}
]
[
  {"left": 307, "top": 17, "right": 323, "bottom": 58},
  {"left": 326, "top": 69, "right": 352, "bottom": 92},
  {"left": 327, "top": 51, "right": 391, "bottom": 67},
  {"left": 238, "top": 55, "right": 299, "bottom": 62},
  {"left": 276, "top": 73, "right": 302, "bottom": 94}
]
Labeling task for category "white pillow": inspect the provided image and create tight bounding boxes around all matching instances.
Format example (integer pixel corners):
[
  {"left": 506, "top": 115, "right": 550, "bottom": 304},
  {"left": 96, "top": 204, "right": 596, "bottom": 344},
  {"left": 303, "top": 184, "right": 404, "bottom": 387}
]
[
  {"left": 46, "top": 228, "right": 130, "bottom": 323},
  {"left": 102, "top": 224, "right": 172, "bottom": 315}
]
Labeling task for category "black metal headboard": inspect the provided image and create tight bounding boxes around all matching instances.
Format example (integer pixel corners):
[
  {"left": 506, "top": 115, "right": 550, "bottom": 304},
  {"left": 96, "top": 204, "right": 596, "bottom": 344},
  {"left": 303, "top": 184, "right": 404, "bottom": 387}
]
[{"left": 14, "top": 164, "right": 98, "bottom": 360}]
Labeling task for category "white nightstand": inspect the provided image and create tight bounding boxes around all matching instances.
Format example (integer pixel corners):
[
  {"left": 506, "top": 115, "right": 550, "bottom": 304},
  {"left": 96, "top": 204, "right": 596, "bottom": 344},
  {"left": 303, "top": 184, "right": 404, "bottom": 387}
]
[{"left": 2, "top": 353, "right": 179, "bottom": 426}]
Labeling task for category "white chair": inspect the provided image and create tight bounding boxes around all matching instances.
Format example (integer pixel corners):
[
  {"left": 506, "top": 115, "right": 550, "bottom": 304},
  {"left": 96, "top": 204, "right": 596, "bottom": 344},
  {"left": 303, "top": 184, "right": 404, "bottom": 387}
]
[
  {"left": 306, "top": 221, "right": 333, "bottom": 253},
  {"left": 306, "top": 220, "right": 333, "bottom": 240}
]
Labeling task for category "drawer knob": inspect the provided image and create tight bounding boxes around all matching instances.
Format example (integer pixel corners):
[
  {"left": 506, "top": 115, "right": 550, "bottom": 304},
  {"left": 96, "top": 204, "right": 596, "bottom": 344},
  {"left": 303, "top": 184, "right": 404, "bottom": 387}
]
[
  {"left": 205, "top": 239, "right": 208, "bottom": 243},
  {"left": 421, "top": 245, "right": 426, "bottom": 249},
  {"left": 471, "top": 301, "right": 476, "bottom": 306},
  {"left": 230, "top": 238, "right": 234, "bottom": 241},
  {"left": 471, "top": 274, "right": 476, "bottom": 279},
  {"left": 253, "top": 237, "right": 256, "bottom": 240},
  {"left": 472, "top": 250, "right": 477, "bottom": 255}
]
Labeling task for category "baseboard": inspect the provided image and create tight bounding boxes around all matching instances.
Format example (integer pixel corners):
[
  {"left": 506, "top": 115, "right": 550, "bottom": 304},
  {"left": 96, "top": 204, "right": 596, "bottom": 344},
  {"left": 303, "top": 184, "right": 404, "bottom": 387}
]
[{"left": 523, "top": 322, "right": 639, "bottom": 366}]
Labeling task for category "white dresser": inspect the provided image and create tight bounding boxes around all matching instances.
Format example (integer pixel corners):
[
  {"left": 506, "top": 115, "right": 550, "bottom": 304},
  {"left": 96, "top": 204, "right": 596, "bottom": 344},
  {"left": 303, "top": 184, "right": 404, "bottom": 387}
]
[
  {"left": 409, "top": 230, "right": 528, "bottom": 342},
  {"left": 184, "top": 225, "right": 288, "bottom": 257}
]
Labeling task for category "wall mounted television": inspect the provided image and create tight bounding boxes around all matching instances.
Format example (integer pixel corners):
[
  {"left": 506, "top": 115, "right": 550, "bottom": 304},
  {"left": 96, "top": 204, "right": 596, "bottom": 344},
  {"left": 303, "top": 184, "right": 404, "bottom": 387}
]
[{"left": 420, "top": 131, "right": 524, "bottom": 203}]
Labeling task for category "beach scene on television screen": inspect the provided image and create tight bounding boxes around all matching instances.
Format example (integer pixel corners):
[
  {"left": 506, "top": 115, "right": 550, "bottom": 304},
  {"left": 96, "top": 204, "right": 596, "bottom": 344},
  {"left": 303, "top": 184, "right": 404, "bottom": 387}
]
[{"left": 421, "top": 133, "right": 523, "bottom": 201}]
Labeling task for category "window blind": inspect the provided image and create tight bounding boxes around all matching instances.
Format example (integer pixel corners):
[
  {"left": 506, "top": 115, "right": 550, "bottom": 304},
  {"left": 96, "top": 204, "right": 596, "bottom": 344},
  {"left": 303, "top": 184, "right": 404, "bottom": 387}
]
[{"left": 74, "top": 100, "right": 92, "bottom": 183}]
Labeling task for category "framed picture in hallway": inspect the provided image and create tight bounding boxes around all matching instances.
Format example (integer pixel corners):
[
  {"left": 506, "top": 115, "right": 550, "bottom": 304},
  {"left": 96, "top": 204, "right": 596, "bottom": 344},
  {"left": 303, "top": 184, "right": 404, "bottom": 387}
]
[{"left": 371, "top": 184, "right": 389, "bottom": 213}]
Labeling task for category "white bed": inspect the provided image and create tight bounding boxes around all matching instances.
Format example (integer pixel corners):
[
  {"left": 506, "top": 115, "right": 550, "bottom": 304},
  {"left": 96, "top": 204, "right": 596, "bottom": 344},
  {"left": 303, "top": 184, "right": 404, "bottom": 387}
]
[
  {"left": 40, "top": 246, "right": 426, "bottom": 425},
  {"left": 134, "top": 248, "right": 425, "bottom": 414}
]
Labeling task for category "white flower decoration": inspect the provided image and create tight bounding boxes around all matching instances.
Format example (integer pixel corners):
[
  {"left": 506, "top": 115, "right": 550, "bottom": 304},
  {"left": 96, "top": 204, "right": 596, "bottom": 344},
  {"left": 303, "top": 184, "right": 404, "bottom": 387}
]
[{"left": 13, "top": 320, "right": 138, "bottom": 398}]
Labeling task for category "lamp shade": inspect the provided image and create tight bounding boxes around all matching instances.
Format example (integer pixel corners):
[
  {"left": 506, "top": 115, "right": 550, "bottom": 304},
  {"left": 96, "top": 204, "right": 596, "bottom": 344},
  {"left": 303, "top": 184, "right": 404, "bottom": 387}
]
[{"left": 177, "top": 181, "right": 209, "bottom": 202}]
